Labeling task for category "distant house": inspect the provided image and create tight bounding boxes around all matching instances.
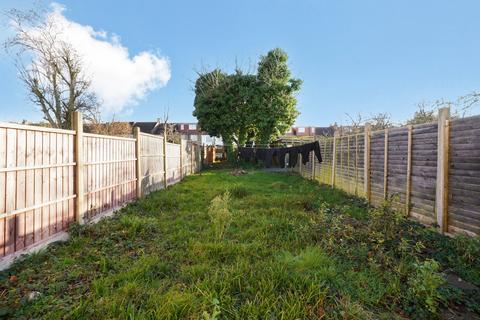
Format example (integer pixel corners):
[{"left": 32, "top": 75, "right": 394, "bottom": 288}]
[
  {"left": 314, "top": 126, "right": 335, "bottom": 136},
  {"left": 284, "top": 126, "right": 335, "bottom": 137},
  {"left": 130, "top": 120, "right": 222, "bottom": 145}
]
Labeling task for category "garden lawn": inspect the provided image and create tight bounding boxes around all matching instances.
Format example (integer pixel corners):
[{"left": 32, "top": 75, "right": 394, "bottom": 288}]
[{"left": 0, "top": 168, "right": 479, "bottom": 319}]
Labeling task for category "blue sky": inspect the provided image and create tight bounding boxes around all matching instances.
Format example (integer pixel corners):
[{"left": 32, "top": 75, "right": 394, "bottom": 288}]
[{"left": 0, "top": 0, "right": 479, "bottom": 126}]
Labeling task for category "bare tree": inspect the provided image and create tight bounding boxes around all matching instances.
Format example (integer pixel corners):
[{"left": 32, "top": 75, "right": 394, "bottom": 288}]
[
  {"left": 158, "top": 106, "right": 181, "bottom": 143},
  {"left": 4, "top": 8, "right": 99, "bottom": 129},
  {"left": 406, "top": 102, "right": 437, "bottom": 125},
  {"left": 367, "top": 113, "right": 392, "bottom": 131},
  {"left": 86, "top": 113, "right": 132, "bottom": 137},
  {"left": 343, "top": 113, "right": 365, "bottom": 134},
  {"left": 343, "top": 112, "right": 392, "bottom": 132},
  {"left": 457, "top": 91, "right": 480, "bottom": 117}
]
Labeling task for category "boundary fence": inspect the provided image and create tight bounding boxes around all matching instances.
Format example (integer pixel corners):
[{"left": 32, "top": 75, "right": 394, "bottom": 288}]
[
  {"left": 295, "top": 107, "right": 480, "bottom": 237},
  {"left": 0, "top": 112, "right": 202, "bottom": 262}
]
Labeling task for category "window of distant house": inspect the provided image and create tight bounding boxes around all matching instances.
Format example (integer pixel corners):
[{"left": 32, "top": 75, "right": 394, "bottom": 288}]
[
  {"left": 298, "top": 127, "right": 305, "bottom": 133},
  {"left": 189, "top": 124, "right": 197, "bottom": 130}
]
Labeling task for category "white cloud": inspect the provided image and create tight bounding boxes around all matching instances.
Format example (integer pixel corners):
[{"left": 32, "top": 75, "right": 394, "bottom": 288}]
[{"left": 43, "top": 3, "right": 171, "bottom": 114}]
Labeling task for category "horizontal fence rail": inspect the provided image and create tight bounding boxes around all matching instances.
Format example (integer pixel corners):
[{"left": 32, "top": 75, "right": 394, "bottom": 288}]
[
  {"left": 295, "top": 107, "right": 480, "bottom": 237},
  {"left": 0, "top": 113, "right": 203, "bottom": 262}
]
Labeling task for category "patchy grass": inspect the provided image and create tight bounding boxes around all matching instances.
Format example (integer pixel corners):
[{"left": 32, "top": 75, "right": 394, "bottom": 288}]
[{"left": 0, "top": 169, "right": 479, "bottom": 319}]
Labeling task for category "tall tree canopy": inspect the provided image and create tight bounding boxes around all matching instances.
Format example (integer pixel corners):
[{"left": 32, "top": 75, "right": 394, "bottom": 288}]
[{"left": 193, "top": 48, "right": 301, "bottom": 147}]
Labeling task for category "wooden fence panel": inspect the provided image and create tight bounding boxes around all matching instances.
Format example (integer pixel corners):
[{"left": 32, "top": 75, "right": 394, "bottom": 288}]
[
  {"left": 83, "top": 133, "right": 136, "bottom": 220},
  {"left": 356, "top": 134, "right": 365, "bottom": 197},
  {"left": 302, "top": 150, "right": 313, "bottom": 178},
  {"left": 448, "top": 115, "right": 480, "bottom": 235},
  {"left": 295, "top": 113, "right": 480, "bottom": 237},
  {"left": 335, "top": 136, "right": 346, "bottom": 190},
  {"left": 370, "top": 131, "right": 385, "bottom": 206},
  {"left": 318, "top": 138, "right": 334, "bottom": 185},
  {"left": 139, "top": 133, "right": 165, "bottom": 195},
  {"left": 387, "top": 127, "right": 409, "bottom": 212},
  {"left": 0, "top": 118, "right": 204, "bottom": 263},
  {"left": 184, "top": 141, "right": 193, "bottom": 176},
  {"left": 0, "top": 123, "right": 76, "bottom": 258},
  {"left": 166, "top": 142, "right": 181, "bottom": 185},
  {"left": 192, "top": 143, "right": 201, "bottom": 173},
  {"left": 409, "top": 123, "right": 437, "bottom": 224},
  {"left": 309, "top": 135, "right": 365, "bottom": 195}
]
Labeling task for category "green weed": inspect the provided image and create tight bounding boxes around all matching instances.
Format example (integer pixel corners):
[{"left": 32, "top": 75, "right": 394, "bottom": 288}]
[
  {"left": 208, "top": 191, "right": 232, "bottom": 241},
  {"left": 405, "top": 259, "right": 446, "bottom": 317}
]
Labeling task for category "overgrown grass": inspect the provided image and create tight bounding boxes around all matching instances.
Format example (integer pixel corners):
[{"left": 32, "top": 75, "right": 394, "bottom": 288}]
[{"left": 0, "top": 169, "right": 479, "bottom": 319}]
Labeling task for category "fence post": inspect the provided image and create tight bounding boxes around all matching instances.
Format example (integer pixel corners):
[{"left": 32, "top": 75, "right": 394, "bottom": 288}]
[
  {"left": 198, "top": 144, "right": 202, "bottom": 171},
  {"left": 73, "top": 112, "right": 85, "bottom": 224},
  {"left": 355, "top": 134, "right": 359, "bottom": 196},
  {"left": 331, "top": 131, "right": 338, "bottom": 187},
  {"left": 347, "top": 135, "right": 350, "bottom": 193},
  {"left": 339, "top": 135, "right": 343, "bottom": 188},
  {"left": 163, "top": 134, "right": 168, "bottom": 188},
  {"left": 383, "top": 128, "right": 389, "bottom": 199},
  {"left": 311, "top": 137, "right": 316, "bottom": 180},
  {"left": 299, "top": 152, "right": 303, "bottom": 176},
  {"left": 364, "top": 123, "right": 371, "bottom": 201},
  {"left": 134, "top": 127, "right": 142, "bottom": 199},
  {"left": 324, "top": 139, "right": 328, "bottom": 183},
  {"left": 406, "top": 125, "right": 413, "bottom": 216},
  {"left": 201, "top": 144, "right": 205, "bottom": 169},
  {"left": 436, "top": 107, "right": 450, "bottom": 233},
  {"left": 179, "top": 139, "right": 184, "bottom": 178},
  {"left": 190, "top": 141, "right": 195, "bottom": 174}
]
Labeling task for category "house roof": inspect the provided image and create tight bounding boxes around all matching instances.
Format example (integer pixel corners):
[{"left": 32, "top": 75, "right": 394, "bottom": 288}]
[
  {"left": 314, "top": 127, "right": 335, "bottom": 136},
  {"left": 130, "top": 122, "right": 158, "bottom": 134}
]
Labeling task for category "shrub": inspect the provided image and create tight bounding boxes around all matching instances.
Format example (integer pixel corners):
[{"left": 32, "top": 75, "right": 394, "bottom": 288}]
[
  {"left": 405, "top": 259, "right": 446, "bottom": 317},
  {"left": 367, "top": 197, "right": 407, "bottom": 250},
  {"left": 302, "top": 197, "right": 323, "bottom": 212},
  {"left": 454, "top": 235, "right": 480, "bottom": 264},
  {"left": 208, "top": 191, "right": 232, "bottom": 241}
]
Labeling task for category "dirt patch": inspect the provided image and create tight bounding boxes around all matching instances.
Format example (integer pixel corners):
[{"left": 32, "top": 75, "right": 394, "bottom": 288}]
[{"left": 230, "top": 169, "right": 248, "bottom": 176}]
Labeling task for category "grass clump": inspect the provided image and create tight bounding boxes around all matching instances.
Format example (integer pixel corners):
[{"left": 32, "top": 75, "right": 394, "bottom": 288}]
[
  {"left": 230, "top": 185, "right": 249, "bottom": 199},
  {"left": 208, "top": 191, "right": 232, "bottom": 241}
]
